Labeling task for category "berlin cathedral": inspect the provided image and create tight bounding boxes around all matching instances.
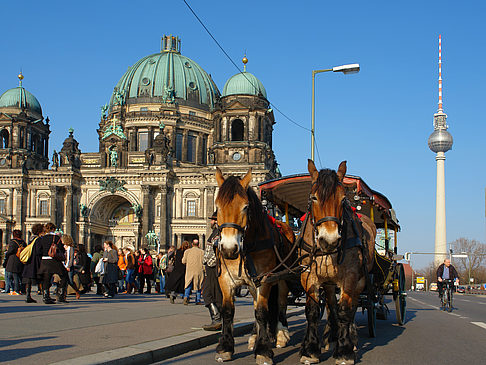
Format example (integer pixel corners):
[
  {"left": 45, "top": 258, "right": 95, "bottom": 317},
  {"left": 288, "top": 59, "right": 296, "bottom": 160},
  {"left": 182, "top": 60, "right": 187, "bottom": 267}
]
[{"left": 0, "top": 35, "right": 280, "bottom": 252}]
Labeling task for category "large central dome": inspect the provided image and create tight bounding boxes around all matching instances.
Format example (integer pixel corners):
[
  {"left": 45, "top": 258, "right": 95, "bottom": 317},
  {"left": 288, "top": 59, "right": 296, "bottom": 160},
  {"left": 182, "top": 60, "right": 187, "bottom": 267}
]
[{"left": 109, "top": 35, "right": 220, "bottom": 111}]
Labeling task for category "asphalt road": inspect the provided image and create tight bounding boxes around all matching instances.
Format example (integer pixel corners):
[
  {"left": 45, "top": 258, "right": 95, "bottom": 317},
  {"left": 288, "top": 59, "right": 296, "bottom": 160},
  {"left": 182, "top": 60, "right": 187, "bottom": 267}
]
[{"left": 155, "top": 292, "right": 486, "bottom": 365}]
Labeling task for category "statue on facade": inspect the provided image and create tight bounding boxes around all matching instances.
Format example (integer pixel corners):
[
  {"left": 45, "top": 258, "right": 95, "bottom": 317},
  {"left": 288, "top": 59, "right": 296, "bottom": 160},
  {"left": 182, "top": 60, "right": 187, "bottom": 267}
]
[
  {"left": 79, "top": 203, "right": 89, "bottom": 218},
  {"left": 109, "top": 147, "right": 118, "bottom": 167},
  {"left": 132, "top": 204, "right": 142, "bottom": 218},
  {"left": 100, "top": 104, "right": 109, "bottom": 119},
  {"left": 52, "top": 150, "right": 59, "bottom": 170}
]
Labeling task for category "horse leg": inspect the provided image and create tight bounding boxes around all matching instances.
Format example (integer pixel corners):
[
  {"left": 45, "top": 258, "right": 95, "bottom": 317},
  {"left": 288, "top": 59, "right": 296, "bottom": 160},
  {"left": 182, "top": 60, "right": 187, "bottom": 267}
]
[
  {"left": 299, "top": 275, "right": 320, "bottom": 364},
  {"left": 248, "top": 288, "right": 258, "bottom": 351},
  {"left": 254, "top": 283, "right": 274, "bottom": 365},
  {"left": 215, "top": 282, "right": 235, "bottom": 362},
  {"left": 322, "top": 284, "right": 338, "bottom": 352},
  {"left": 276, "top": 280, "right": 290, "bottom": 348},
  {"left": 333, "top": 291, "right": 359, "bottom": 365}
]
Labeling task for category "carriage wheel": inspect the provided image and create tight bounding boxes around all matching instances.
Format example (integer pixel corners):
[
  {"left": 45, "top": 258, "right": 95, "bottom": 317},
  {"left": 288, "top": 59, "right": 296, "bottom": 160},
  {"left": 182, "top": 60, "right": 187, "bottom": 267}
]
[
  {"left": 394, "top": 263, "right": 407, "bottom": 325},
  {"left": 367, "top": 274, "right": 376, "bottom": 338}
]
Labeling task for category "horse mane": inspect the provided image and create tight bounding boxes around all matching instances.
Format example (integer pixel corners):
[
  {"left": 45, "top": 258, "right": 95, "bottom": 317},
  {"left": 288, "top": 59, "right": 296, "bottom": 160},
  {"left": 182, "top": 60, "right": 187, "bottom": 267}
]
[
  {"left": 314, "top": 168, "right": 340, "bottom": 203},
  {"left": 217, "top": 176, "right": 266, "bottom": 236}
]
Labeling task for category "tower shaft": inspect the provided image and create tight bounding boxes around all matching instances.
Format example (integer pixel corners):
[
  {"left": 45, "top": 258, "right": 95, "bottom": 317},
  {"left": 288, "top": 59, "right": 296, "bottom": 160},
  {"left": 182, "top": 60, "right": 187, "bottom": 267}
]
[{"left": 434, "top": 152, "right": 447, "bottom": 264}]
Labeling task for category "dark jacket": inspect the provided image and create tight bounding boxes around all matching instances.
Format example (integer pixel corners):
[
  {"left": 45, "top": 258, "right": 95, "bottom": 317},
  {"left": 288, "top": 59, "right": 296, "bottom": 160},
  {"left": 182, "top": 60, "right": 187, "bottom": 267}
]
[
  {"left": 35, "top": 233, "right": 66, "bottom": 276},
  {"left": 165, "top": 249, "right": 186, "bottom": 294},
  {"left": 22, "top": 236, "right": 41, "bottom": 280},
  {"left": 437, "top": 263, "right": 459, "bottom": 280},
  {"left": 6, "top": 239, "right": 26, "bottom": 273}
]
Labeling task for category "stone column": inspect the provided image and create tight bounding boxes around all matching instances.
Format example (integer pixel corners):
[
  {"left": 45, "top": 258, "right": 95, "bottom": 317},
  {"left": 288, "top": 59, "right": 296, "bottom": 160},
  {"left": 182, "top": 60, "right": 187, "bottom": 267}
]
[
  {"left": 50, "top": 186, "right": 57, "bottom": 226},
  {"left": 175, "top": 188, "right": 182, "bottom": 218},
  {"left": 249, "top": 114, "right": 256, "bottom": 141},
  {"left": 65, "top": 186, "right": 73, "bottom": 237},
  {"left": 182, "top": 130, "right": 188, "bottom": 161},
  {"left": 8, "top": 188, "right": 14, "bottom": 219},
  {"left": 177, "top": 233, "right": 182, "bottom": 248},
  {"left": 199, "top": 188, "right": 205, "bottom": 217},
  {"left": 198, "top": 234, "right": 204, "bottom": 248},
  {"left": 159, "top": 187, "right": 168, "bottom": 248},
  {"left": 206, "top": 186, "right": 216, "bottom": 238},
  {"left": 15, "top": 187, "right": 25, "bottom": 234},
  {"left": 142, "top": 185, "right": 151, "bottom": 240},
  {"left": 29, "top": 189, "right": 36, "bottom": 217}
]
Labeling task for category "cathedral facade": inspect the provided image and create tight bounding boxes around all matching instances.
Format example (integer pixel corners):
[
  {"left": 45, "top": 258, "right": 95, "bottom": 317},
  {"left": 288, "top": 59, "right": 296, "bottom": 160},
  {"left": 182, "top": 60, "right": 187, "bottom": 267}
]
[{"left": 0, "top": 35, "right": 280, "bottom": 252}]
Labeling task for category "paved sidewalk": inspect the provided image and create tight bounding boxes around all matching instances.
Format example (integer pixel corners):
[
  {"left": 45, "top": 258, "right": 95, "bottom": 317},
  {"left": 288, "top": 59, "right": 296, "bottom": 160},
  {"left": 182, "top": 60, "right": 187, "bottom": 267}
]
[{"left": 0, "top": 291, "right": 257, "bottom": 364}]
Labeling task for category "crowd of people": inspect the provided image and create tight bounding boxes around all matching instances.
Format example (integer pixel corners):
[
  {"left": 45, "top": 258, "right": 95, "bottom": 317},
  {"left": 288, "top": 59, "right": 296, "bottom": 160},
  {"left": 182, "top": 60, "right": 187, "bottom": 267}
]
[{"left": 1, "top": 214, "right": 223, "bottom": 331}]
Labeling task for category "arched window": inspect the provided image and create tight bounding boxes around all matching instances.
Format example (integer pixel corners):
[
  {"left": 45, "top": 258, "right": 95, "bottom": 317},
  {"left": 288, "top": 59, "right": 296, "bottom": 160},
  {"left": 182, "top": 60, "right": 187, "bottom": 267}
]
[
  {"left": 0, "top": 129, "right": 9, "bottom": 148},
  {"left": 231, "top": 119, "right": 244, "bottom": 141}
]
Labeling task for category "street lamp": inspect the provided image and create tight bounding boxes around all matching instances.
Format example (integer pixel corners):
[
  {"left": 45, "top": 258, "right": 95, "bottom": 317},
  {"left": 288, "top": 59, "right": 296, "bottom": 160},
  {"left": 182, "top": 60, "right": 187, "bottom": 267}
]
[{"left": 311, "top": 63, "right": 360, "bottom": 161}]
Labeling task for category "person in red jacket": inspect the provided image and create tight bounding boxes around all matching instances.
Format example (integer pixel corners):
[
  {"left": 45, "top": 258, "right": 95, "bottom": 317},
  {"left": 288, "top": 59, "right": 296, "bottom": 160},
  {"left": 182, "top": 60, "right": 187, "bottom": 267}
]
[{"left": 138, "top": 246, "right": 153, "bottom": 294}]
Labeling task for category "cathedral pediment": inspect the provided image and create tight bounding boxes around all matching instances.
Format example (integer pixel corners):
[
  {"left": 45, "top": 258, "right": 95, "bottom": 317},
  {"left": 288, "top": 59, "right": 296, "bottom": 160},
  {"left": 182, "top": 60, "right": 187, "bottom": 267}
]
[{"left": 224, "top": 100, "right": 248, "bottom": 110}]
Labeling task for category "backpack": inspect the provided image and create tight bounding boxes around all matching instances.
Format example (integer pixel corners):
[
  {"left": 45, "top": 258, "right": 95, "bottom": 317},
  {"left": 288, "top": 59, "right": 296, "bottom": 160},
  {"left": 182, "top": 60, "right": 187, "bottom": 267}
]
[
  {"left": 19, "top": 237, "right": 38, "bottom": 263},
  {"left": 160, "top": 254, "right": 168, "bottom": 271},
  {"left": 166, "top": 252, "right": 175, "bottom": 273},
  {"left": 13, "top": 239, "right": 24, "bottom": 259}
]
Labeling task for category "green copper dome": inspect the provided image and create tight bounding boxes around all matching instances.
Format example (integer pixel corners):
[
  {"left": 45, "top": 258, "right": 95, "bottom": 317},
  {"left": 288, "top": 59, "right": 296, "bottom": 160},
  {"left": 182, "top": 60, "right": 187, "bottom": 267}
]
[
  {"left": 222, "top": 72, "right": 267, "bottom": 99},
  {"left": 109, "top": 35, "right": 220, "bottom": 110},
  {"left": 0, "top": 86, "right": 42, "bottom": 116}
]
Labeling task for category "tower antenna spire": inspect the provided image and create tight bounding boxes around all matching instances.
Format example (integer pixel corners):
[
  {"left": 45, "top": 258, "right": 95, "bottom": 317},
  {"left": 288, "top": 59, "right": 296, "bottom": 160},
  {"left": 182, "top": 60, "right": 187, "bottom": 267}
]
[{"left": 438, "top": 34, "right": 443, "bottom": 112}]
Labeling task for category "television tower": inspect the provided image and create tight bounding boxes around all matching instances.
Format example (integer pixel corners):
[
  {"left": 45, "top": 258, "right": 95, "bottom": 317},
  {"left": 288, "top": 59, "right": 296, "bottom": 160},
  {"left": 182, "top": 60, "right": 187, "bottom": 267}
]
[{"left": 428, "top": 35, "right": 453, "bottom": 265}]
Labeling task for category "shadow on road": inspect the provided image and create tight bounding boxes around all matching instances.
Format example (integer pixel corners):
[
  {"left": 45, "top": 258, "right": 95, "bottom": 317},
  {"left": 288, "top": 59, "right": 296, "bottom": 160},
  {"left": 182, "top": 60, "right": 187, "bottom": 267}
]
[{"left": 1, "top": 345, "right": 72, "bottom": 362}]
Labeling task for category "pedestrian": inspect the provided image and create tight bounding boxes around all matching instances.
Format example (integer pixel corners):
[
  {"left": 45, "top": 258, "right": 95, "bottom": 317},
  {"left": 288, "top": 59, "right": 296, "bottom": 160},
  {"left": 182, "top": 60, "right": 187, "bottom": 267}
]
[
  {"left": 138, "top": 246, "right": 153, "bottom": 294},
  {"left": 182, "top": 239, "right": 204, "bottom": 305},
  {"left": 202, "top": 212, "right": 223, "bottom": 330},
  {"left": 133, "top": 250, "right": 141, "bottom": 291},
  {"left": 166, "top": 241, "right": 189, "bottom": 304},
  {"left": 75, "top": 244, "right": 91, "bottom": 293},
  {"left": 102, "top": 241, "right": 119, "bottom": 298},
  {"left": 123, "top": 246, "right": 137, "bottom": 294},
  {"left": 90, "top": 245, "right": 104, "bottom": 295},
  {"left": 62, "top": 235, "right": 81, "bottom": 300},
  {"left": 164, "top": 246, "right": 176, "bottom": 297},
  {"left": 22, "top": 224, "right": 44, "bottom": 303},
  {"left": 117, "top": 248, "right": 127, "bottom": 293},
  {"left": 4, "top": 230, "right": 26, "bottom": 295},
  {"left": 156, "top": 251, "right": 167, "bottom": 294},
  {"left": 35, "top": 223, "right": 69, "bottom": 304}
]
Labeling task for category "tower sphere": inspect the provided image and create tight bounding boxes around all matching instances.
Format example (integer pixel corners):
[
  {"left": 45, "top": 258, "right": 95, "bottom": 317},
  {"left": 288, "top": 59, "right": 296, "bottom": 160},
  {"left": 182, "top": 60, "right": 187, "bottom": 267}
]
[{"left": 428, "top": 128, "right": 453, "bottom": 153}]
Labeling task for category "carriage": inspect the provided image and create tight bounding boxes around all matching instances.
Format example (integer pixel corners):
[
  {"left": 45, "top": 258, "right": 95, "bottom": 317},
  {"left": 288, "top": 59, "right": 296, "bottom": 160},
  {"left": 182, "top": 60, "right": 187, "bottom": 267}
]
[{"left": 258, "top": 172, "right": 407, "bottom": 337}]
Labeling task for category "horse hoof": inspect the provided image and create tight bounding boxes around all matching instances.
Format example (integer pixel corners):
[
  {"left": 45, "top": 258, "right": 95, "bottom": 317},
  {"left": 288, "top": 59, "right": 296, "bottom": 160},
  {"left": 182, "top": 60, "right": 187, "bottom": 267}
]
[
  {"left": 335, "top": 358, "right": 354, "bottom": 365},
  {"left": 300, "top": 355, "right": 319, "bottom": 364},
  {"left": 256, "top": 355, "right": 273, "bottom": 365},
  {"left": 215, "top": 352, "right": 232, "bottom": 362},
  {"left": 276, "top": 329, "right": 290, "bottom": 348},
  {"left": 248, "top": 334, "right": 257, "bottom": 350}
]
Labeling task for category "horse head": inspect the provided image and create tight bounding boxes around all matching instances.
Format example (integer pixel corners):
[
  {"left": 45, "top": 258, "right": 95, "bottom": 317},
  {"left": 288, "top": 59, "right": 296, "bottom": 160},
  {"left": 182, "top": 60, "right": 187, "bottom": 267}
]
[
  {"left": 308, "top": 159, "right": 347, "bottom": 252},
  {"left": 215, "top": 167, "right": 252, "bottom": 259}
]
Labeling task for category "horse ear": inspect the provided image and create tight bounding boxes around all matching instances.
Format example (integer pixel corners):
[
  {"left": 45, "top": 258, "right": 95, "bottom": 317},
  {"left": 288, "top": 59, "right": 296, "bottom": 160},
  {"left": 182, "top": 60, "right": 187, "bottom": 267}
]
[
  {"left": 337, "top": 161, "right": 347, "bottom": 182},
  {"left": 240, "top": 168, "right": 252, "bottom": 190},
  {"left": 307, "top": 159, "right": 319, "bottom": 182},
  {"left": 215, "top": 167, "right": 225, "bottom": 187}
]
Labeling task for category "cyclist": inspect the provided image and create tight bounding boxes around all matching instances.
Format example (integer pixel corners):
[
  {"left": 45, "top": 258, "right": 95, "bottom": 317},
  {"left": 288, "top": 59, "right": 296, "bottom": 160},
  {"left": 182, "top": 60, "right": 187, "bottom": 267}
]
[{"left": 437, "top": 258, "right": 459, "bottom": 301}]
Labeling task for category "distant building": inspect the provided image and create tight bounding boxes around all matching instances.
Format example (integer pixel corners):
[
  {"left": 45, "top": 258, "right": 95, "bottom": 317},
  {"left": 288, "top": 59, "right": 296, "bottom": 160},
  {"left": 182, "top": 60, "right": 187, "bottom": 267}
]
[{"left": 0, "top": 35, "right": 280, "bottom": 252}]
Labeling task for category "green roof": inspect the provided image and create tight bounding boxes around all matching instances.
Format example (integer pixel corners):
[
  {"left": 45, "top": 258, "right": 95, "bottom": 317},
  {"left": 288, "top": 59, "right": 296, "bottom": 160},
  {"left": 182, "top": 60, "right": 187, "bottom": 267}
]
[
  {"left": 222, "top": 72, "right": 267, "bottom": 99},
  {"left": 0, "top": 87, "right": 42, "bottom": 115},
  {"left": 109, "top": 37, "right": 220, "bottom": 110}
]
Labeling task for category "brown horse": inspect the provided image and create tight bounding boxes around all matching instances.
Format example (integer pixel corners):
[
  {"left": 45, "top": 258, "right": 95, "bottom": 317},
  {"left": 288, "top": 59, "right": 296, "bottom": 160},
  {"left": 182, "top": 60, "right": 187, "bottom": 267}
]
[
  {"left": 215, "top": 167, "right": 295, "bottom": 365},
  {"left": 298, "top": 160, "right": 375, "bottom": 365}
]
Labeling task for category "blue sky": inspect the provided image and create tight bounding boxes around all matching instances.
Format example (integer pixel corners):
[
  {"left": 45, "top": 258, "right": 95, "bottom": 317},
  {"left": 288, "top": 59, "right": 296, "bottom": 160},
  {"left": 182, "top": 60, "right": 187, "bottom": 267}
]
[{"left": 1, "top": 1, "right": 484, "bottom": 269}]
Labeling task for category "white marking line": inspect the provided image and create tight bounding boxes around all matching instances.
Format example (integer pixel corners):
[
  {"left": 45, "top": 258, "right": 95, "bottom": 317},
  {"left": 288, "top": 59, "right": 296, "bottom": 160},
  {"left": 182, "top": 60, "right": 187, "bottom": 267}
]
[
  {"left": 461, "top": 299, "right": 471, "bottom": 302},
  {"left": 409, "top": 297, "right": 439, "bottom": 310},
  {"left": 471, "top": 322, "right": 486, "bottom": 330},
  {"left": 460, "top": 316, "right": 470, "bottom": 319},
  {"left": 448, "top": 312, "right": 461, "bottom": 317}
]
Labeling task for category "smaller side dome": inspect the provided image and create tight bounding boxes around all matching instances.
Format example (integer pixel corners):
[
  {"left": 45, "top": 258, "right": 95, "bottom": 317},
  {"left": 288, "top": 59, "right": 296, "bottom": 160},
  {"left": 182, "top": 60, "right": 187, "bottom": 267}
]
[
  {"left": 0, "top": 87, "right": 42, "bottom": 116},
  {"left": 222, "top": 72, "right": 267, "bottom": 99}
]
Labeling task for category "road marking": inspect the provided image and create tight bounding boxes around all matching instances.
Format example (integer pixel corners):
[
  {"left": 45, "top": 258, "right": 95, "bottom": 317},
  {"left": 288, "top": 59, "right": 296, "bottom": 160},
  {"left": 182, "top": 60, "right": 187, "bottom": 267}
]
[
  {"left": 460, "top": 316, "right": 469, "bottom": 319},
  {"left": 471, "top": 322, "right": 486, "bottom": 330},
  {"left": 448, "top": 312, "right": 460, "bottom": 317},
  {"left": 461, "top": 299, "right": 471, "bottom": 302}
]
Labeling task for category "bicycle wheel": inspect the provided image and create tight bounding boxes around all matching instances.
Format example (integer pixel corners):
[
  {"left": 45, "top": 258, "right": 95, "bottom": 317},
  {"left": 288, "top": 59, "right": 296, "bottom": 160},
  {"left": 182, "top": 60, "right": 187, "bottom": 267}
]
[{"left": 447, "top": 288, "right": 453, "bottom": 312}]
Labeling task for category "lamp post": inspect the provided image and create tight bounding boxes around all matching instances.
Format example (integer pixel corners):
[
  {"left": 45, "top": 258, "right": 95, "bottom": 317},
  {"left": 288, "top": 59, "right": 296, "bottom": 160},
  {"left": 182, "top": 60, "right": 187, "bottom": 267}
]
[{"left": 311, "top": 63, "right": 360, "bottom": 161}]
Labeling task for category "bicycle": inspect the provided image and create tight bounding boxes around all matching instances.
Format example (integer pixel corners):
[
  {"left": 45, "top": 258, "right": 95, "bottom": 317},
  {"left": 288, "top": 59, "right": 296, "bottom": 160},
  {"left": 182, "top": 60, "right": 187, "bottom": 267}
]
[{"left": 440, "top": 279, "right": 454, "bottom": 312}]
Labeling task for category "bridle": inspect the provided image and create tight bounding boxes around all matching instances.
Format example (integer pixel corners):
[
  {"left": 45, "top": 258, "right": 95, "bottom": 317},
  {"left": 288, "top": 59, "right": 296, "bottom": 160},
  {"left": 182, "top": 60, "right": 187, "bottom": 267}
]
[
  {"left": 217, "top": 222, "right": 247, "bottom": 254},
  {"left": 303, "top": 182, "right": 346, "bottom": 255}
]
